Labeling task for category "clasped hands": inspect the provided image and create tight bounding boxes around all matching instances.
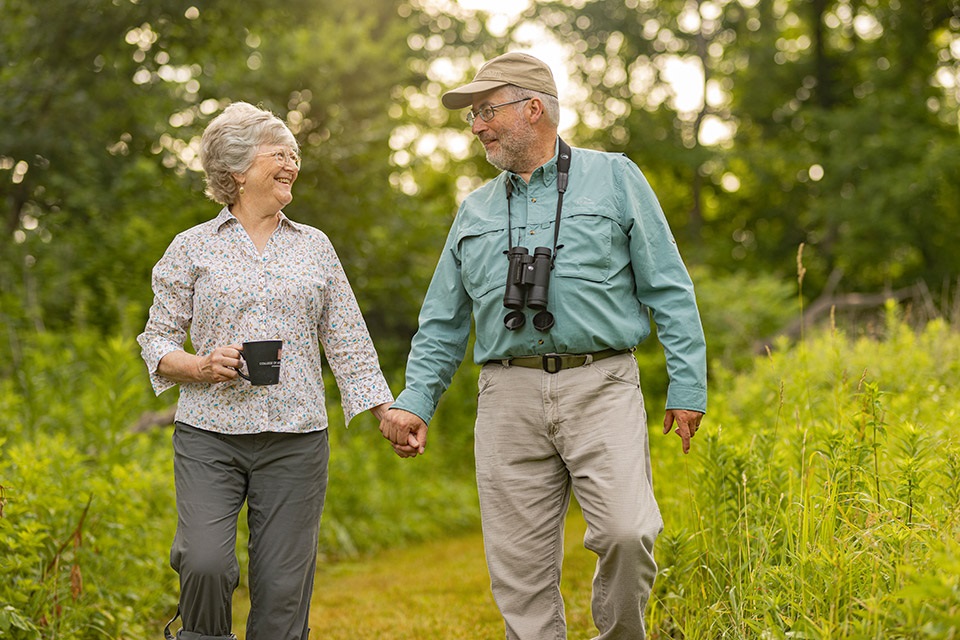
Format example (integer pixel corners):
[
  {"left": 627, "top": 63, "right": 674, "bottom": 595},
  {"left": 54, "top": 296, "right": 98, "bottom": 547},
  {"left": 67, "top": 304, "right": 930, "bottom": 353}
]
[{"left": 378, "top": 408, "right": 429, "bottom": 458}]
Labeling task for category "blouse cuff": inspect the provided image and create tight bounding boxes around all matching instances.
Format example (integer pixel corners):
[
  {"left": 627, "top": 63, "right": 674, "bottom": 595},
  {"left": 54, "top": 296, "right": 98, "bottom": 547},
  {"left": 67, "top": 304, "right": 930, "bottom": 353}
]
[
  {"left": 139, "top": 338, "right": 182, "bottom": 396},
  {"left": 338, "top": 371, "right": 394, "bottom": 426}
]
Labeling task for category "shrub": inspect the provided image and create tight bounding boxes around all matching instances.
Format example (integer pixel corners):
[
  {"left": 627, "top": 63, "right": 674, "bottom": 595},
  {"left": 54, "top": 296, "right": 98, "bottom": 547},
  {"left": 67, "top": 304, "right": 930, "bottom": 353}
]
[
  {"left": 0, "top": 329, "right": 483, "bottom": 636},
  {"left": 649, "top": 311, "right": 960, "bottom": 638},
  {"left": 0, "top": 433, "right": 176, "bottom": 639}
]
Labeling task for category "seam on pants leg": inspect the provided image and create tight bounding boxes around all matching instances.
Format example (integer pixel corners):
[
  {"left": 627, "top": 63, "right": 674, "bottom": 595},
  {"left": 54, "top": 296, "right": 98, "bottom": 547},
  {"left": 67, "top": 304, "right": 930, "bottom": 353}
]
[{"left": 551, "top": 486, "right": 569, "bottom": 640}]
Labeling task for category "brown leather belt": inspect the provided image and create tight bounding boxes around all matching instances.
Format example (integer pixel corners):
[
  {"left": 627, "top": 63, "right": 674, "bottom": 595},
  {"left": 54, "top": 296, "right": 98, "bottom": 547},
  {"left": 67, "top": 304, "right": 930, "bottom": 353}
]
[{"left": 499, "top": 348, "right": 632, "bottom": 374}]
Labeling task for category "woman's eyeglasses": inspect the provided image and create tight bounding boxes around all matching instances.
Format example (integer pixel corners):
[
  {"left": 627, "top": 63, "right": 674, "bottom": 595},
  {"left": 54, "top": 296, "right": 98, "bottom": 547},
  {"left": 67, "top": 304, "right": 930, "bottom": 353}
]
[{"left": 257, "top": 148, "right": 301, "bottom": 169}]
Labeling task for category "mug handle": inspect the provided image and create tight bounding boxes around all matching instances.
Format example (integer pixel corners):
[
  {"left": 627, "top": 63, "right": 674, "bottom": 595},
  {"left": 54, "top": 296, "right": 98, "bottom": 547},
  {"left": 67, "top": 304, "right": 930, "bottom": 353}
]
[{"left": 234, "top": 351, "right": 250, "bottom": 381}]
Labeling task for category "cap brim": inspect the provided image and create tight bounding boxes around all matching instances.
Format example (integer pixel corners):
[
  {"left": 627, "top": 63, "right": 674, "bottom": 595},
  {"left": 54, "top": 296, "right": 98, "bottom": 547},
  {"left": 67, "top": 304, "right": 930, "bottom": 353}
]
[{"left": 441, "top": 80, "right": 510, "bottom": 109}]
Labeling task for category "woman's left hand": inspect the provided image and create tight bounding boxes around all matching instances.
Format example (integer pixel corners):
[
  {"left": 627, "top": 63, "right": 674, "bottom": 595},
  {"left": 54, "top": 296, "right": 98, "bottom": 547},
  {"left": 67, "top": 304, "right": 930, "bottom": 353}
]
[{"left": 369, "top": 402, "right": 393, "bottom": 422}]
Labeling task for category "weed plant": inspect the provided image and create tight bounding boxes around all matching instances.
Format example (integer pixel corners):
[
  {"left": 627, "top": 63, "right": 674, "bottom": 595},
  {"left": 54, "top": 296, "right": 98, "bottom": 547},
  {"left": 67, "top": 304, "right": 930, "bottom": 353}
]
[
  {"left": 648, "top": 306, "right": 960, "bottom": 639},
  {"left": 0, "top": 334, "right": 176, "bottom": 637},
  {"left": 0, "top": 331, "right": 481, "bottom": 638},
  {"left": 3, "top": 296, "right": 959, "bottom": 638}
]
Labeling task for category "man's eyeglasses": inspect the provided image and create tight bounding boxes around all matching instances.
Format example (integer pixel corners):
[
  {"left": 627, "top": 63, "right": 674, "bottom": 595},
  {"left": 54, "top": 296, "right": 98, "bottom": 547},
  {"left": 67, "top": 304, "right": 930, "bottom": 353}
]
[
  {"left": 465, "top": 97, "right": 531, "bottom": 126},
  {"left": 257, "top": 148, "right": 301, "bottom": 169}
]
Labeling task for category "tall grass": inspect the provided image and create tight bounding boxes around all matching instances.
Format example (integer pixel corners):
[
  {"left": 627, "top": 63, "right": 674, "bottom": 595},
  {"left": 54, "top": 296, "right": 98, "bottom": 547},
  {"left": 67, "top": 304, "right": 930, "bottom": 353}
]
[
  {"left": 3, "top": 284, "right": 959, "bottom": 637},
  {"left": 649, "top": 307, "right": 960, "bottom": 638},
  {"left": 0, "top": 331, "right": 481, "bottom": 638}
]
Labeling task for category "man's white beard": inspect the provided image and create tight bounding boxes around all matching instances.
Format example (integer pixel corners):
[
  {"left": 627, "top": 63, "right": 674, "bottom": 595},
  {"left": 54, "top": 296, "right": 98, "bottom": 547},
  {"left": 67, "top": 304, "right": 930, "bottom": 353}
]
[{"left": 485, "top": 118, "right": 539, "bottom": 173}]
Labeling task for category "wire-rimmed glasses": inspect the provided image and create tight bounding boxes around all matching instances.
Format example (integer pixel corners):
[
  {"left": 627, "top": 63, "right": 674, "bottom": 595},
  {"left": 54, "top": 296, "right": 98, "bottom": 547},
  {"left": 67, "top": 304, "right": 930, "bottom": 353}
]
[{"left": 465, "top": 97, "right": 531, "bottom": 126}]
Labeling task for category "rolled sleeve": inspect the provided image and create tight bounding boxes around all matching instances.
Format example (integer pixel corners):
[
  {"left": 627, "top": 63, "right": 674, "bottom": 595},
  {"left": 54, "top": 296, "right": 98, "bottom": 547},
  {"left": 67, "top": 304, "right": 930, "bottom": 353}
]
[
  {"left": 338, "top": 371, "right": 395, "bottom": 425},
  {"left": 137, "top": 234, "right": 194, "bottom": 396},
  {"left": 137, "top": 336, "right": 182, "bottom": 396}
]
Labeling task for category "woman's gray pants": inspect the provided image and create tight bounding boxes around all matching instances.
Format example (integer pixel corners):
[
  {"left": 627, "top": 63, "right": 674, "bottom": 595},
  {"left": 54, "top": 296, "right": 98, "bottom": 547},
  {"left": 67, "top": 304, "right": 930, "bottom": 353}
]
[{"left": 168, "top": 422, "right": 329, "bottom": 640}]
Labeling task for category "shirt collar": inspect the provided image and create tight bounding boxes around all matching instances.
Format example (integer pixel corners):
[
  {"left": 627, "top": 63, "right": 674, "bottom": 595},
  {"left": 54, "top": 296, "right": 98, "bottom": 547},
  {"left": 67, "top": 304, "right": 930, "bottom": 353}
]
[
  {"left": 213, "top": 206, "right": 302, "bottom": 233},
  {"left": 214, "top": 206, "right": 236, "bottom": 232}
]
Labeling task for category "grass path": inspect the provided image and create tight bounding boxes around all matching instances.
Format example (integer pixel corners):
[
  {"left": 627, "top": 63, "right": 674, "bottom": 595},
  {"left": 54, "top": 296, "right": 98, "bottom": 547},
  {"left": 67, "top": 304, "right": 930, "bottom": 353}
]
[{"left": 234, "top": 511, "right": 600, "bottom": 639}]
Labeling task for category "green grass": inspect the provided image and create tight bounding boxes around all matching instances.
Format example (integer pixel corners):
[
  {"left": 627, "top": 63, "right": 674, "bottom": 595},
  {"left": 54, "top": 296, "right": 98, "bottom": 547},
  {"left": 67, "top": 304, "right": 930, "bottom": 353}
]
[
  {"left": 644, "top": 313, "right": 960, "bottom": 638},
  {"left": 6, "top": 310, "right": 959, "bottom": 637}
]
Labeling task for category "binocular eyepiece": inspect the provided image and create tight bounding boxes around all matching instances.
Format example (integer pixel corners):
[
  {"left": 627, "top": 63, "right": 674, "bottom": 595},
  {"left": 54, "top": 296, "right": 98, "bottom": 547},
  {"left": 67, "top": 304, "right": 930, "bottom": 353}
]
[{"left": 503, "top": 246, "right": 555, "bottom": 331}]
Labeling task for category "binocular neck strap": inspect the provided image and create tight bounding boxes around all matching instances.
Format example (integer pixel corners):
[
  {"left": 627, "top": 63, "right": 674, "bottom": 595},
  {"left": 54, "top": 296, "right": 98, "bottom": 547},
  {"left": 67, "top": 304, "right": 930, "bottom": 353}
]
[
  {"left": 504, "top": 137, "right": 573, "bottom": 260},
  {"left": 551, "top": 138, "right": 571, "bottom": 268}
]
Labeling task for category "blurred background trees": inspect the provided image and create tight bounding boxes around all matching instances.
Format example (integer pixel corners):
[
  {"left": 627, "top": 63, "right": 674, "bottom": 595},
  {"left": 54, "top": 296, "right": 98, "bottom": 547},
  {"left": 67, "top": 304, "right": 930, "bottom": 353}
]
[{"left": 3, "top": 0, "right": 959, "bottom": 376}]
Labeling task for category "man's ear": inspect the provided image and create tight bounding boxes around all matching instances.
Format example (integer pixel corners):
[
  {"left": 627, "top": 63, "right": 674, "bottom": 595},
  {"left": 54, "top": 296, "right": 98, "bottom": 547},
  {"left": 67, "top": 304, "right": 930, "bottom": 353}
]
[{"left": 527, "top": 97, "right": 546, "bottom": 124}]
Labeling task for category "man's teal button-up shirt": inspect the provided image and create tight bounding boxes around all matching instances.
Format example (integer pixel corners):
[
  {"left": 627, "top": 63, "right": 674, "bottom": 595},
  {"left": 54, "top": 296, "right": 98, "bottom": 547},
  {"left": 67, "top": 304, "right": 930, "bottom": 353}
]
[{"left": 394, "top": 142, "right": 707, "bottom": 423}]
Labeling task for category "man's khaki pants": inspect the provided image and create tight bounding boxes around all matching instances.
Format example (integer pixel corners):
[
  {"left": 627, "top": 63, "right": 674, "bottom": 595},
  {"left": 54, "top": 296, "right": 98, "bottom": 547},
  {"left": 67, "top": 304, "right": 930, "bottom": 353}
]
[{"left": 475, "top": 353, "right": 662, "bottom": 640}]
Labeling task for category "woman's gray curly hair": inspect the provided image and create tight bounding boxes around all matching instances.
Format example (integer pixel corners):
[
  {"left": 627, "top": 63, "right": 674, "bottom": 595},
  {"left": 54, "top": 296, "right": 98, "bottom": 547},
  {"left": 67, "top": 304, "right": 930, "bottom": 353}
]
[{"left": 200, "top": 102, "right": 299, "bottom": 205}]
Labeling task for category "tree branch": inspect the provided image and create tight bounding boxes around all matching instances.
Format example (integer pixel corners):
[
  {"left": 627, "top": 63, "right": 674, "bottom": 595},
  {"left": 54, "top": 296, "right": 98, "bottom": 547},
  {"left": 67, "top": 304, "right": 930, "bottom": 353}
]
[
  {"left": 753, "top": 283, "right": 924, "bottom": 354},
  {"left": 129, "top": 407, "right": 176, "bottom": 433}
]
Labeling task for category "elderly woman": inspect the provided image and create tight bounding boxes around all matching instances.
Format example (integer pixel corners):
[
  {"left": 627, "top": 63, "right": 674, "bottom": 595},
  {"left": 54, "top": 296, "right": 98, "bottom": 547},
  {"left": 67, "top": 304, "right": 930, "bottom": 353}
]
[{"left": 137, "top": 101, "right": 393, "bottom": 640}]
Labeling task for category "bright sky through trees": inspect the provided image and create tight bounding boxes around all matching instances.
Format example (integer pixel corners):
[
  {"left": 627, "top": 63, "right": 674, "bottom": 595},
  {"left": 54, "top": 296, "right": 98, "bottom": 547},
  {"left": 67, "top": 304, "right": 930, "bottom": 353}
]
[{"left": 449, "top": 0, "right": 725, "bottom": 141}]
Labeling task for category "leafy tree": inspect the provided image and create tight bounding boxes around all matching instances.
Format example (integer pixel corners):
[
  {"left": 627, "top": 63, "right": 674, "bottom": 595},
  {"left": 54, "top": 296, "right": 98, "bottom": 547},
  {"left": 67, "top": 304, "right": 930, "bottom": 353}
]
[
  {"left": 4, "top": 0, "right": 959, "bottom": 377},
  {"left": 0, "top": 0, "right": 458, "bottom": 371},
  {"left": 504, "top": 0, "right": 960, "bottom": 296}
]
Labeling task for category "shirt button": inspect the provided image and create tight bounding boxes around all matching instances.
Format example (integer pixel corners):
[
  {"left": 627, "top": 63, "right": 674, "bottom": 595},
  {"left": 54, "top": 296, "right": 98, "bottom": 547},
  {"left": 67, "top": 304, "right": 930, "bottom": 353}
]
[
  {"left": 531, "top": 198, "right": 537, "bottom": 203},
  {"left": 538, "top": 339, "right": 544, "bottom": 345}
]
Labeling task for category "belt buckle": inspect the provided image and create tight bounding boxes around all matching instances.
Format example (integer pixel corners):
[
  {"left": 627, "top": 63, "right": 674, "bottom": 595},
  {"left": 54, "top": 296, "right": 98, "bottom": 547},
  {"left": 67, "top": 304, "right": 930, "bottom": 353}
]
[{"left": 542, "top": 354, "right": 563, "bottom": 374}]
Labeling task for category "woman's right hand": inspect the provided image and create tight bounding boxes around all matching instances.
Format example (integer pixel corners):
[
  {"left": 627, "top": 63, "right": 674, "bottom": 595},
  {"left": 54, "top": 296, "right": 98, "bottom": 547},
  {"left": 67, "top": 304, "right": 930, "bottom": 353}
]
[
  {"left": 196, "top": 344, "right": 244, "bottom": 383},
  {"left": 158, "top": 344, "right": 243, "bottom": 384}
]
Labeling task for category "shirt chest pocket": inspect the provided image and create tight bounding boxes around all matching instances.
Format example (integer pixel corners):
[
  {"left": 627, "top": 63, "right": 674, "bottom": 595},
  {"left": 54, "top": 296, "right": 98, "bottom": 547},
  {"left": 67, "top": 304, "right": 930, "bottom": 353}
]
[
  {"left": 456, "top": 222, "right": 508, "bottom": 300},
  {"left": 554, "top": 211, "right": 620, "bottom": 283}
]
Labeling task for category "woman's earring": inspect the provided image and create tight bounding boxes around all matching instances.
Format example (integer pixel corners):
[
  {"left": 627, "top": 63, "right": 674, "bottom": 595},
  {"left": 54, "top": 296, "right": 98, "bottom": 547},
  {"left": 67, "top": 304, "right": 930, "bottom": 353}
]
[{"left": 239, "top": 185, "right": 245, "bottom": 195}]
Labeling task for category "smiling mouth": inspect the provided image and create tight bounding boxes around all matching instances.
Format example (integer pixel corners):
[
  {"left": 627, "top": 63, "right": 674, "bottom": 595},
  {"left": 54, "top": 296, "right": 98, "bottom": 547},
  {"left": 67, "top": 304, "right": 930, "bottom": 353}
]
[{"left": 276, "top": 177, "right": 293, "bottom": 185}]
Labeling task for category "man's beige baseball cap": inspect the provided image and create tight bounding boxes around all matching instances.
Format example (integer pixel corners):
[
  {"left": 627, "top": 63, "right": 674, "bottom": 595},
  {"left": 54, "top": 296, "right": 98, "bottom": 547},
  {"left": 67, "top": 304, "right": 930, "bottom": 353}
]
[{"left": 441, "top": 52, "right": 558, "bottom": 110}]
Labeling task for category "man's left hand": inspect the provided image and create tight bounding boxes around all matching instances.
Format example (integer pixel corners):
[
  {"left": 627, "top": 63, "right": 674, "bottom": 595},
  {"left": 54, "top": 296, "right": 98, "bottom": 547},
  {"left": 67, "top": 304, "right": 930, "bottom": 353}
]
[{"left": 663, "top": 409, "right": 704, "bottom": 455}]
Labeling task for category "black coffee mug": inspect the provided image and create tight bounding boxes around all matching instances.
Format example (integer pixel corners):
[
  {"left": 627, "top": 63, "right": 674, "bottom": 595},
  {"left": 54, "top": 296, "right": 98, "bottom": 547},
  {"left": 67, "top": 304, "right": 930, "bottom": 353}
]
[{"left": 236, "top": 340, "right": 282, "bottom": 386}]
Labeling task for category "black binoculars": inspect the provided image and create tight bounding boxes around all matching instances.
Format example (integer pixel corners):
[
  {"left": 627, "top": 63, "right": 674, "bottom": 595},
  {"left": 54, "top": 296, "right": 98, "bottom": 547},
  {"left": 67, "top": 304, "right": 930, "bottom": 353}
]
[{"left": 503, "top": 246, "right": 555, "bottom": 331}]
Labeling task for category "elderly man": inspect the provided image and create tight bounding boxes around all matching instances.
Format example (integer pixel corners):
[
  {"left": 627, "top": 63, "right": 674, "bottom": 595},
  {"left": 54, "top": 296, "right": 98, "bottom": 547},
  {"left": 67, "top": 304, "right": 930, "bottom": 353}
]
[{"left": 380, "top": 52, "right": 707, "bottom": 639}]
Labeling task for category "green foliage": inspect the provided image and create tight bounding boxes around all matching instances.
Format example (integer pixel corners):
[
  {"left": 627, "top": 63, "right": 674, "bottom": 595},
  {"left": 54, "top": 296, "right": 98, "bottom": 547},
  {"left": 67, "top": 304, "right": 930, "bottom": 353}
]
[
  {"left": 5, "top": 0, "right": 958, "bottom": 373},
  {"left": 649, "top": 314, "right": 960, "bottom": 638},
  {"left": 319, "top": 358, "right": 482, "bottom": 558},
  {"left": 4, "top": 301, "right": 959, "bottom": 637},
  {"left": 3, "top": 0, "right": 960, "bottom": 636},
  {"left": 690, "top": 266, "right": 796, "bottom": 370},
  {"left": 0, "top": 0, "right": 450, "bottom": 370},
  {"left": 0, "top": 434, "right": 176, "bottom": 639},
  {"left": 0, "top": 330, "right": 177, "bottom": 638},
  {"left": 0, "top": 328, "right": 482, "bottom": 636},
  {"left": 494, "top": 0, "right": 960, "bottom": 297}
]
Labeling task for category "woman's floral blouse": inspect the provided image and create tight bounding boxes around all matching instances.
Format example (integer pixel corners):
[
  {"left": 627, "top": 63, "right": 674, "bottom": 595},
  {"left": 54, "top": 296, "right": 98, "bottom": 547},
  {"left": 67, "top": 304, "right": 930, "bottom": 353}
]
[{"left": 138, "top": 207, "right": 393, "bottom": 434}]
